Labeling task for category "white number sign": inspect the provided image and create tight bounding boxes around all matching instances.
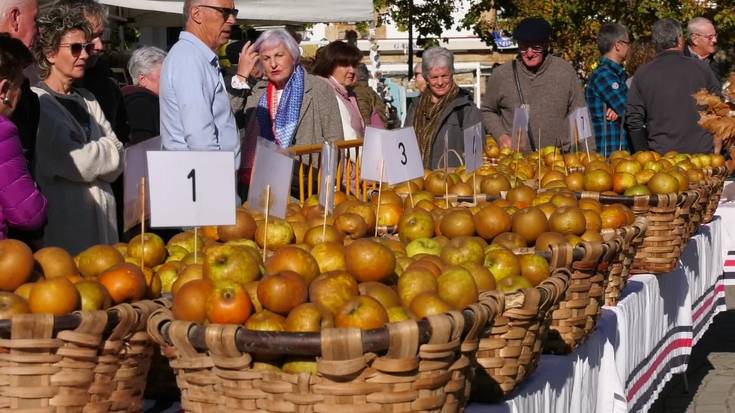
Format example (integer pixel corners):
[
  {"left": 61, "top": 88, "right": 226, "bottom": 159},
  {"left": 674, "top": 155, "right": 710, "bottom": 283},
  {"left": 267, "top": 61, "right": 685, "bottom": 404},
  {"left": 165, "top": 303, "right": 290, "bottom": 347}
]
[
  {"left": 319, "top": 141, "right": 337, "bottom": 213},
  {"left": 123, "top": 136, "right": 161, "bottom": 231},
  {"left": 147, "top": 151, "right": 236, "bottom": 227},
  {"left": 511, "top": 104, "right": 530, "bottom": 146},
  {"left": 463, "top": 122, "right": 484, "bottom": 173},
  {"left": 574, "top": 106, "right": 594, "bottom": 141},
  {"left": 247, "top": 138, "right": 294, "bottom": 219},
  {"left": 360, "top": 126, "right": 424, "bottom": 185}
]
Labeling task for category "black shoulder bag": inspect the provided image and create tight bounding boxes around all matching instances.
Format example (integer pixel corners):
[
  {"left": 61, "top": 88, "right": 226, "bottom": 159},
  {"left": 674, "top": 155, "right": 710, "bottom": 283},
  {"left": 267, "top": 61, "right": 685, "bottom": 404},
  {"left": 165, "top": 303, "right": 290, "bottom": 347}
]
[{"left": 512, "top": 60, "right": 536, "bottom": 152}]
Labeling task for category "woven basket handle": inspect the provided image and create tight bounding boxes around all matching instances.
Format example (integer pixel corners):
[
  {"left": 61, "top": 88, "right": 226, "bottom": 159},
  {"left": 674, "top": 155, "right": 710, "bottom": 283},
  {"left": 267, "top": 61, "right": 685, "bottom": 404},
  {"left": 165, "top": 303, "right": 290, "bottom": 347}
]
[
  {"left": 631, "top": 216, "right": 647, "bottom": 240},
  {"left": 318, "top": 328, "right": 366, "bottom": 377},
  {"left": 205, "top": 324, "right": 252, "bottom": 368},
  {"left": 579, "top": 191, "right": 601, "bottom": 201},
  {"left": 10, "top": 313, "right": 54, "bottom": 339},
  {"left": 419, "top": 312, "right": 464, "bottom": 360},
  {"left": 107, "top": 303, "right": 138, "bottom": 341},
  {"left": 549, "top": 242, "right": 574, "bottom": 269},
  {"left": 579, "top": 241, "right": 606, "bottom": 265},
  {"left": 57, "top": 310, "right": 108, "bottom": 346},
  {"left": 633, "top": 195, "right": 650, "bottom": 211},
  {"left": 461, "top": 302, "right": 492, "bottom": 353},
  {"left": 538, "top": 268, "right": 572, "bottom": 310},
  {"left": 678, "top": 191, "right": 698, "bottom": 208},
  {"left": 373, "top": 320, "right": 421, "bottom": 373},
  {"left": 146, "top": 307, "right": 173, "bottom": 347},
  {"left": 168, "top": 320, "right": 200, "bottom": 358}
]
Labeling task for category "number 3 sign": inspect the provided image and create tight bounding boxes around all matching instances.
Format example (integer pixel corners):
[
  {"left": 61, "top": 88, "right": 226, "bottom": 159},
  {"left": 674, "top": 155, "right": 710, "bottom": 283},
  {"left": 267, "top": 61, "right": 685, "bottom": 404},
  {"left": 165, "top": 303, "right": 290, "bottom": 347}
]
[
  {"left": 360, "top": 126, "right": 424, "bottom": 185},
  {"left": 147, "top": 151, "right": 236, "bottom": 227}
]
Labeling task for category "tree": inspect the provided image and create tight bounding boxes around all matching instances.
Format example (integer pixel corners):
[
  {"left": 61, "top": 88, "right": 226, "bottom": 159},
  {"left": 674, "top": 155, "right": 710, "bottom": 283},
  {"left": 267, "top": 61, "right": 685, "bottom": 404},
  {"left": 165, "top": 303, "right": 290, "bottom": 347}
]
[{"left": 462, "top": 0, "right": 735, "bottom": 75}]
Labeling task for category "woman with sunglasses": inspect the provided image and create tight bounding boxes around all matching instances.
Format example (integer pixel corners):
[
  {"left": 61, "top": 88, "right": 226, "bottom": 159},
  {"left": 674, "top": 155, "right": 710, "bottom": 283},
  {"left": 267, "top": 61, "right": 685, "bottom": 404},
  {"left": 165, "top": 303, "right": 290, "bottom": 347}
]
[
  {"left": 31, "top": 5, "right": 123, "bottom": 254},
  {"left": 0, "top": 34, "right": 47, "bottom": 240}
]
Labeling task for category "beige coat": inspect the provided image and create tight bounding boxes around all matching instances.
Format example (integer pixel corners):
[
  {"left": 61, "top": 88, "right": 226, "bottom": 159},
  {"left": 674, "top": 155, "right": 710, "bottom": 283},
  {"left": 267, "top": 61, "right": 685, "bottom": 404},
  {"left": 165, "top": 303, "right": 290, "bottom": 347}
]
[
  {"left": 240, "top": 74, "right": 343, "bottom": 169},
  {"left": 32, "top": 86, "right": 123, "bottom": 254}
]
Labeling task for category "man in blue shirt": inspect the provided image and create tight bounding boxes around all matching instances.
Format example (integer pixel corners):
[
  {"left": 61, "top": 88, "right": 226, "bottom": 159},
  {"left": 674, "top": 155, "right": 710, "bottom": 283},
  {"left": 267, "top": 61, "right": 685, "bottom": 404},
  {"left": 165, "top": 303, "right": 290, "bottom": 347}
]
[
  {"left": 585, "top": 23, "right": 630, "bottom": 157},
  {"left": 160, "top": 0, "right": 243, "bottom": 169}
]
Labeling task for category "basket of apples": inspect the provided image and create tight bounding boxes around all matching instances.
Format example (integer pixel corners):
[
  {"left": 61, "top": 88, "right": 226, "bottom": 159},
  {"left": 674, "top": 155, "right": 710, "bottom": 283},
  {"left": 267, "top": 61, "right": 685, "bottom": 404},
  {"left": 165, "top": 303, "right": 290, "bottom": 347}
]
[{"left": 0, "top": 238, "right": 166, "bottom": 412}]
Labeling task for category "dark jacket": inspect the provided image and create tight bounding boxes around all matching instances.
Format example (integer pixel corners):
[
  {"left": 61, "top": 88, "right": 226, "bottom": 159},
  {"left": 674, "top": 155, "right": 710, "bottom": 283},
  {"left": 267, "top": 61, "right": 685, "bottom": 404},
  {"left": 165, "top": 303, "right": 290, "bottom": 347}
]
[
  {"left": 0, "top": 116, "right": 47, "bottom": 239},
  {"left": 122, "top": 85, "right": 159, "bottom": 145},
  {"left": 9, "top": 78, "right": 39, "bottom": 167},
  {"left": 404, "top": 88, "right": 483, "bottom": 169},
  {"left": 625, "top": 50, "right": 721, "bottom": 154},
  {"left": 683, "top": 46, "right": 725, "bottom": 84}
]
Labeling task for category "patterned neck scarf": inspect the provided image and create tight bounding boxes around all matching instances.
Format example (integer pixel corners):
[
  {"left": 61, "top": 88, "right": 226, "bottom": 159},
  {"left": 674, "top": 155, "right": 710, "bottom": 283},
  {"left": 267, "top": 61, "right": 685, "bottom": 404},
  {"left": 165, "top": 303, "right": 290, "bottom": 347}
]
[
  {"left": 412, "top": 82, "right": 459, "bottom": 168},
  {"left": 256, "top": 64, "right": 305, "bottom": 147}
]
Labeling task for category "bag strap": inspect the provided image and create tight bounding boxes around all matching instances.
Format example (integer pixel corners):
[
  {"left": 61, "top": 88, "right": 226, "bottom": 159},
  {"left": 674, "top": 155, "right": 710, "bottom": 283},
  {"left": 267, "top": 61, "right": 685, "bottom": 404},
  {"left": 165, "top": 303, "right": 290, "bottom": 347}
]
[{"left": 512, "top": 60, "right": 536, "bottom": 152}]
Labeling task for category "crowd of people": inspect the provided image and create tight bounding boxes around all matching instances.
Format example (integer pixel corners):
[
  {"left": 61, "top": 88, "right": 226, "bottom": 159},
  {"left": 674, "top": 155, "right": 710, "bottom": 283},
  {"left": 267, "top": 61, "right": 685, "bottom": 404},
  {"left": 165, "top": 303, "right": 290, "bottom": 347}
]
[{"left": 0, "top": 0, "right": 729, "bottom": 255}]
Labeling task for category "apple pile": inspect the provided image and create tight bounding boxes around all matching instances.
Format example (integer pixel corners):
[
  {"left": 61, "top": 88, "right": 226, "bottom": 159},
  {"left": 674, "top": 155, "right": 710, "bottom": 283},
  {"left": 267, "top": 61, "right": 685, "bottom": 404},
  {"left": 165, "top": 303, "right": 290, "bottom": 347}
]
[{"left": 0, "top": 235, "right": 170, "bottom": 318}]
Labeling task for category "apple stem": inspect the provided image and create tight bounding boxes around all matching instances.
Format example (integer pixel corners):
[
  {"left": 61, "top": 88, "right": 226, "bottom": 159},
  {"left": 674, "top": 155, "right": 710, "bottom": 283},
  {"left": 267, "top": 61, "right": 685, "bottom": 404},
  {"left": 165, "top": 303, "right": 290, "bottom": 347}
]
[{"left": 375, "top": 161, "right": 384, "bottom": 238}]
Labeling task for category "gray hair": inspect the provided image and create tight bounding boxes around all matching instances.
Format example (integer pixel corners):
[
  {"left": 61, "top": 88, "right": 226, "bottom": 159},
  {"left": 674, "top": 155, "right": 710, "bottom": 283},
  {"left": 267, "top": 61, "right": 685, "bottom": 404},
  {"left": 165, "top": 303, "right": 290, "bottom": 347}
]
[
  {"left": 128, "top": 46, "right": 166, "bottom": 85},
  {"left": 253, "top": 28, "right": 301, "bottom": 64},
  {"left": 687, "top": 17, "right": 714, "bottom": 38},
  {"left": 183, "top": 0, "right": 202, "bottom": 22},
  {"left": 55, "top": 0, "right": 108, "bottom": 27},
  {"left": 421, "top": 47, "right": 453, "bottom": 76},
  {"left": 597, "top": 23, "right": 628, "bottom": 54},
  {"left": 652, "top": 18, "right": 683, "bottom": 52}
]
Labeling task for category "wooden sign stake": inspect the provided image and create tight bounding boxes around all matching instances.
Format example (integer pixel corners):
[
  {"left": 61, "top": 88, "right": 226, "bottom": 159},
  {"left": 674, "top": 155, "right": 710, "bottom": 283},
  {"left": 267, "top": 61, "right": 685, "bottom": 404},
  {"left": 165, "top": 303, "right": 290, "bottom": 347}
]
[
  {"left": 193, "top": 226, "right": 198, "bottom": 264},
  {"left": 263, "top": 184, "right": 271, "bottom": 263},
  {"left": 139, "top": 177, "right": 146, "bottom": 271},
  {"left": 537, "top": 130, "right": 542, "bottom": 189},
  {"left": 374, "top": 161, "right": 385, "bottom": 237},
  {"left": 322, "top": 175, "right": 331, "bottom": 239}
]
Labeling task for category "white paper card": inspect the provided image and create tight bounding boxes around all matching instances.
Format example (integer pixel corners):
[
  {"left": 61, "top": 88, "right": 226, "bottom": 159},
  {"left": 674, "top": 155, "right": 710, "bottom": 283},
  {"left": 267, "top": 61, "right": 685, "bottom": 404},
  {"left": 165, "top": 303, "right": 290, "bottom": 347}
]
[
  {"left": 247, "top": 138, "right": 294, "bottom": 219},
  {"left": 511, "top": 105, "right": 530, "bottom": 148},
  {"left": 574, "top": 106, "right": 594, "bottom": 141},
  {"left": 359, "top": 126, "right": 424, "bottom": 185},
  {"left": 147, "top": 151, "right": 236, "bottom": 227},
  {"left": 123, "top": 136, "right": 161, "bottom": 231},
  {"left": 319, "top": 141, "right": 337, "bottom": 213},
  {"left": 463, "top": 122, "right": 484, "bottom": 173}
]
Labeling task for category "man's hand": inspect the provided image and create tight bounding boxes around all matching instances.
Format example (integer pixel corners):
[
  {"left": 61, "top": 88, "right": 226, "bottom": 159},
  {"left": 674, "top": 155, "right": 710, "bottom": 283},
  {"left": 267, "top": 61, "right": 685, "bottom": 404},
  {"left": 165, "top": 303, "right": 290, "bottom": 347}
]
[
  {"left": 498, "top": 133, "right": 513, "bottom": 149},
  {"left": 605, "top": 108, "right": 619, "bottom": 121},
  {"left": 237, "top": 41, "right": 259, "bottom": 79}
]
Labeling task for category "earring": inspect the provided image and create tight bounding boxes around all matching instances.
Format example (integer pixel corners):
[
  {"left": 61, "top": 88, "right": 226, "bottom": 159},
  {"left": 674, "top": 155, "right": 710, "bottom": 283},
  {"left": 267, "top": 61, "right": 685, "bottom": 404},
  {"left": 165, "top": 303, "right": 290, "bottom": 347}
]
[{"left": 1, "top": 97, "right": 8, "bottom": 105}]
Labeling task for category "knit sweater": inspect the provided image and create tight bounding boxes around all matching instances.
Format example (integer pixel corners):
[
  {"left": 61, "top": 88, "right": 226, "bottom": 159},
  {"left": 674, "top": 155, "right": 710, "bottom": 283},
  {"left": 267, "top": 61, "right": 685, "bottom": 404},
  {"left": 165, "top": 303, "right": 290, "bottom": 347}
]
[{"left": 481, "top": 55, "right": 586, "bottom": 151}]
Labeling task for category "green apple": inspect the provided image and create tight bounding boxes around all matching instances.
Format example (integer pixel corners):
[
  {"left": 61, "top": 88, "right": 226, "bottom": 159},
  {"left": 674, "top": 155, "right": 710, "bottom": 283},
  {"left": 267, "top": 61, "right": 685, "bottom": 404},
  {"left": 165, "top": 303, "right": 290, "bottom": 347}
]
[
  {"left": 203, "top": 244, "right": 261, "bottom": 286},
  {"left": 406, "top": 237, "right": 442, "bottom": 257}
]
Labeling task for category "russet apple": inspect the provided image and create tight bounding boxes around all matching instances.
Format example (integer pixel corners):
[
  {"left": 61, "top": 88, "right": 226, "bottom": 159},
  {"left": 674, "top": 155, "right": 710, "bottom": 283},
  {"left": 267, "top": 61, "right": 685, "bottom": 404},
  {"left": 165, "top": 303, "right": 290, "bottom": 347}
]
[
  {"left": 398, "top": 269, "right": 438, "bottom": 308},
  {"left": 405, "top": 238, "right": 442, "bottom": 257},
  {"left": 308, "top": 271, "right": 358, "bottom": 315},
  {"left": 206, "top": 280, "right": 252, "bottom": 324},
  {"left": 265, "top": 246, "right": 320, "bottom": 286},
  {"left": 75, "top": 244, "right": 125, "bottom": 279},
  {"left": 285, "top": 302, "right": 333, "bottom": 332},
  {"left": 127, "top": 233, "right": 167, "bottom": 268},
  {"left": 440, "top": 236, "right": 486, "bottom": 266},
  {"left": 0, "top": 292, "right": 30, "bottom": 319},
  {"left": 257, "top": 271, "right": 308, "bottom": 315},
  {"left": 437, "top": 266, "right": 479, "bottom": 310},
  {"left": 33, "top": 246, "right": 79, "bottom": 279},
  {"left": 244, "top": 310, "right": 287, "bottom": 332},
  {"left": 203, "top": 244, "right": 261, "bottom": 286},
  {"left": 310, "top": 242, "right": 346, "bottom": 273},
  {"left": 334, "top": 295, "right": 388, "bottom": 330},
  {"left": 409, "top": 291, "right": 452, "bottom": 319},
  {"left": 358, "top": 281, "right": 400, "bottom": 309},
  {"left": 29, "top": 277, "right": 80, "bottom": 315},
  {"left": 255, "top": 218, "right": 294, "bottom": 249},
  {"left": 398, "top": 208, "right": 435, "bottom": 242}
]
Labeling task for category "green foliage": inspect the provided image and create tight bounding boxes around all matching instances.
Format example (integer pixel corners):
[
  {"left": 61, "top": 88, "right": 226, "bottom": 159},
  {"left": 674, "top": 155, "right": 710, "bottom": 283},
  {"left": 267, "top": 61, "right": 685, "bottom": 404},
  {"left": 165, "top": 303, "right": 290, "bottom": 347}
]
[{"left": 375, "top": 0, "right": 735, "bottom": 74}]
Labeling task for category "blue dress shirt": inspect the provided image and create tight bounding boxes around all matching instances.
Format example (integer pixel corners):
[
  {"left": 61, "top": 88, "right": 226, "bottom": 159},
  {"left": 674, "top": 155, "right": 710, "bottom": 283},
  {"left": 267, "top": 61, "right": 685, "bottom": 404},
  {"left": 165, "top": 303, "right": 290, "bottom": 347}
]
[{"left": 159, "top": 31, "right": 241, "bottom": 169}]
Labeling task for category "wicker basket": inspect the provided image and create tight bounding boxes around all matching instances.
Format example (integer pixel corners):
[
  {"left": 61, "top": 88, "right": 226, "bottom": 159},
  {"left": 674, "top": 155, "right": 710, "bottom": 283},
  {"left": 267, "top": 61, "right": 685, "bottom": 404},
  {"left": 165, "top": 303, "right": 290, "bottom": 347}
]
[
  {"left": 578, "top": 191, "right": 697, "bottom": 274},
  {"left": 0, "top": 299, "right": 162, "bottom": 412},
  {"left": 703, "top": 166, "right": 728, "bottom": 223},
  {"left": 147, "top": 300, "right": 495, "bottom": 413},
  {"left": 471, "top": 267, "right": 571, "bottom": 401},
  {"left": 540, "top": 241, "right": 616, "bottom": 354},
  {"left": 600, "top": 217, "right": 648, "bottom": 306}
]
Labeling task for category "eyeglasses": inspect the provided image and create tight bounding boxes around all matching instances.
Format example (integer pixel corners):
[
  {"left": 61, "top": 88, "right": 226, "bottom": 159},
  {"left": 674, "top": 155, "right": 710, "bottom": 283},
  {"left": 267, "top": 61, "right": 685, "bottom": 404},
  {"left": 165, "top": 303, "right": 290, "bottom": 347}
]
[
  {"left": 59, "top": 42, "right": 94, "bottom": 57},
  {"left": 693, "top": 32, "right": 717, "bottom": 41},
  {"left": 518, "top": 44, "right": 544, "bottom": 53},
  {"left": 617, "top": 39, "right": 630, "bottom": 45},
  {"left": 198, "top": 5, "right": 239, "bottom": 20}
]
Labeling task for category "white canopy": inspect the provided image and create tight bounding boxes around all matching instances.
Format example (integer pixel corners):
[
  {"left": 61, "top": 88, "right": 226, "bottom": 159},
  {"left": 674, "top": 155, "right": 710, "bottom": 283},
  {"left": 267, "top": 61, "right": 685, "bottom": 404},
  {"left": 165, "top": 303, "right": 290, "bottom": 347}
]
[{"left": 98, "top": 0, "right": 374, "bottom": 24}]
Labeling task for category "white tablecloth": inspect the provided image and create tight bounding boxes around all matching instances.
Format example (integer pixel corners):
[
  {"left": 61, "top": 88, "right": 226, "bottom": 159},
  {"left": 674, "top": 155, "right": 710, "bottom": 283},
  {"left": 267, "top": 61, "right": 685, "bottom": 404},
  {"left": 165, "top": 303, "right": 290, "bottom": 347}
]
[{"left": 467, "top": 215, "right": 726, "bottom": 413}]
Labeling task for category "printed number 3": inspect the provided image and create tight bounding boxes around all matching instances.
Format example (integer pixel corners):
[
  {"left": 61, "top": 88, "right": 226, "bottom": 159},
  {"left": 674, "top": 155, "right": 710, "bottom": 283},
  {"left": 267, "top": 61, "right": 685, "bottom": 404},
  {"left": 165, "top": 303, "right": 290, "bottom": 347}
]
[
  {"left": 187, "top": 168, "right": 197, "bottom": 202},
  {"left": 398, "top": 142, "right": 407, "bottom": 165}
]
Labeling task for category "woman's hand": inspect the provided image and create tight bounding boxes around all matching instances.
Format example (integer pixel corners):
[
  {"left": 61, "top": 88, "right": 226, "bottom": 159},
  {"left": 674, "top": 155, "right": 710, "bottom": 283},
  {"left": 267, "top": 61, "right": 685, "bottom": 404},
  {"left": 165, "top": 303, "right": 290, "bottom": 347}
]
[{"left": 237, "top": 41, "right": 259, "bottom": 79}]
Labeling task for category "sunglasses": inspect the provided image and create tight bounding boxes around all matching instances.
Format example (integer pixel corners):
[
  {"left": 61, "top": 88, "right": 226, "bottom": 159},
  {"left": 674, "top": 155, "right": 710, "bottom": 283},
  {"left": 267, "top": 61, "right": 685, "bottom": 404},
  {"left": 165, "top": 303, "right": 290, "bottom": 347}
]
[
  {"left": 59, "top": 42, "right": 95, "bottom": 57},
  {"left": 198, "top": 5, "right": 239, "bottom": 20}
]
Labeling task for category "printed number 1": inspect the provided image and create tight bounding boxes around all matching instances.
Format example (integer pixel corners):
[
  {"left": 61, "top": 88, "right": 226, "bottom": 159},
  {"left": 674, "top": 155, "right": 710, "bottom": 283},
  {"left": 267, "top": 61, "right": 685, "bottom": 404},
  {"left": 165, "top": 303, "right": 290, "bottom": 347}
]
[
  {"left": 398, "top": 142, "right": 407, "bottom": 165},
  {"left": 187, "top": 169, "right": 197, "bottom": 202}
]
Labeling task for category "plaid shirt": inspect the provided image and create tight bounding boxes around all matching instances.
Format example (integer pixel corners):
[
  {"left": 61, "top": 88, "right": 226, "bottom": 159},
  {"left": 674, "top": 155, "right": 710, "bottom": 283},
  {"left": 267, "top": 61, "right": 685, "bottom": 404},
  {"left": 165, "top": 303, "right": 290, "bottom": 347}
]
[{"left": 585, "top": 57, "right": 629, "bottom": 156}]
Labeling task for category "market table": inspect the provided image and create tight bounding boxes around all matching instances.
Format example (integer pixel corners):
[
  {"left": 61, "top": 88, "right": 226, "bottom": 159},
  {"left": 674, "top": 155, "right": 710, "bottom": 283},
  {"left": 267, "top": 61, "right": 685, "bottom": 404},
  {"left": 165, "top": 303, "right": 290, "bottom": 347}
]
[{"left": 467, "top": 215, "right": 726, "bottom": 413}]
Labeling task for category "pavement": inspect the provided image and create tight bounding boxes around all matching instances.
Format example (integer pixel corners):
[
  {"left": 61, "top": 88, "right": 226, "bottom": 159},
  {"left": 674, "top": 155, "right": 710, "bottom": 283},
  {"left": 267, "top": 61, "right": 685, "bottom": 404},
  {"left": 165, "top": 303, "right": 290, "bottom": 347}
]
[{"left": 650, "top": 310, "right": 735, "bottom": 413}]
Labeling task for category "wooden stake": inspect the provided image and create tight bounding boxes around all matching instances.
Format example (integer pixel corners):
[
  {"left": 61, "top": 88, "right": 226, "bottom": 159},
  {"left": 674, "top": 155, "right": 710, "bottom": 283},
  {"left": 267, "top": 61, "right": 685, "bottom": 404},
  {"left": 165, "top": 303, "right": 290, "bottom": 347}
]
[
  {"left": 139, "top": 177, "right": 146, "bottom": 271},
  {"left": 473, "top": 173, "right": 477, "bottom": 205},
  {"left": 193, "top": 226, "right": 198, "bottom": 264},
  {"left": 407, "top": 180, "right": 415, "bottom": 208},
  {"left": 374, "top": 161, "right": 384, "bottom": 237},
  {"left": 322, "top": 175, "right": 331, "bottom": 239},
  {"left": 262, "top": 185, "right": 271, "bottom": 263}
]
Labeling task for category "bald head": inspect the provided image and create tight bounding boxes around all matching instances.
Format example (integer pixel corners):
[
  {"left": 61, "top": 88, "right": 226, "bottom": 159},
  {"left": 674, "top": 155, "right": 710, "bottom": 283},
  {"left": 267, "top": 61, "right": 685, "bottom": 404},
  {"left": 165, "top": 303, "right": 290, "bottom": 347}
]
[{"left": 0, "top": 0, "right": 38, "bottom": 48}]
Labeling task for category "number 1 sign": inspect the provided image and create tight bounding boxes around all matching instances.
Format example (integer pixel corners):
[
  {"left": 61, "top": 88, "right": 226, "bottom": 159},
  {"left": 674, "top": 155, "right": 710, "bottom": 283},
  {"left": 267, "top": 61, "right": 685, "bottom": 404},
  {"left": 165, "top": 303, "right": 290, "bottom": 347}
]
[
  {"left": 147, "top": 151, "right": 236, "bottom": 227},
  {"left": 463, "top": 122, "right": 484, "bottom": 173}
]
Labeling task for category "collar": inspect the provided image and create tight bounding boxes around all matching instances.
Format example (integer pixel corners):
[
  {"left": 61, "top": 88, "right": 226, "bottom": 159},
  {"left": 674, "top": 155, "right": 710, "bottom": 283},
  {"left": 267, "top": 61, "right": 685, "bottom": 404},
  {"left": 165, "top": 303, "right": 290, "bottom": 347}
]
[
  {"left": 687, "top": 46, "right": 712, "bottom": 61},
  {"left": 516, "top": 53, "right": 553, "bottom": 77},
  {"left": 179, "top": 31, "right": 219, "bottom": 68},
  {"left": 599, "top": 56, "right": 625, "bottom": 76}
]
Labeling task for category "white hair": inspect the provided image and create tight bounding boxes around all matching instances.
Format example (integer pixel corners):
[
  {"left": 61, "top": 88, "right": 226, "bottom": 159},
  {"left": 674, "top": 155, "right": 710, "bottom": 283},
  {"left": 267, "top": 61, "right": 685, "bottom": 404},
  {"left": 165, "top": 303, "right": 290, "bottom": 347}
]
[
  {"left": 687, "top": 16, "right": 714, "bottom": 37},
  {"left": 253, "top": 28, "right": 301, "bottom": 64},
  {"left": 128, "top": 46, "right": 166, "bottom": 85},
  {"left": 421, "top": 47, "right": 454, "bottom": 75}
]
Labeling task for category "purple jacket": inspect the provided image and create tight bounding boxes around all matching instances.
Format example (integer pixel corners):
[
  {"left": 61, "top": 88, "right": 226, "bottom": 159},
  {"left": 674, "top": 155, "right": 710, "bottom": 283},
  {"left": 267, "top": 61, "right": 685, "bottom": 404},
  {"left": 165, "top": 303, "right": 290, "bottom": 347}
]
[{"left": 0, "top": 115, "right": 47, "bottom": 238}]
